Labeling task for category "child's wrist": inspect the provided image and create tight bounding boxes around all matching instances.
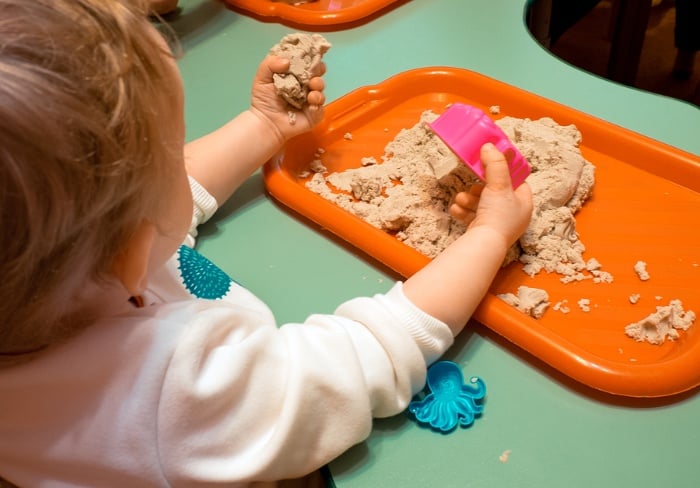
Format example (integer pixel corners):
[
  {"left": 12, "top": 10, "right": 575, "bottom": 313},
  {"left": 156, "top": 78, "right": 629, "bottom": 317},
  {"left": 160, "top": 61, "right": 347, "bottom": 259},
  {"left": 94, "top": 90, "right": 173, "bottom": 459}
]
[
  {"left": 462, "top": 224, "right": 511, "bottom": 255},
  {"left": 246, "top": 107, "right": 287, "bottom": 148}
]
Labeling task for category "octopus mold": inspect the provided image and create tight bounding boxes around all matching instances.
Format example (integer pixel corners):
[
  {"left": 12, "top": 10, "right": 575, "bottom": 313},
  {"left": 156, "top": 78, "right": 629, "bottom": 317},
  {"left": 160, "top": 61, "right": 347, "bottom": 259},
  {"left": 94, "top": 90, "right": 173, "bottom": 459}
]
[{"left": 408, "top": 361, "right": 486, "bottom": 433}]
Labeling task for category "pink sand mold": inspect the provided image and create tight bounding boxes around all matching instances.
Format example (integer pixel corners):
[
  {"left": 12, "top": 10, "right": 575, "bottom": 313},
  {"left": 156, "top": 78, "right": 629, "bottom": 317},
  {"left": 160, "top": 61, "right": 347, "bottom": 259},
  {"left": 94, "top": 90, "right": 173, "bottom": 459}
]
[{"left": 429, "top": 103, "right": 531, "bottom": 188}]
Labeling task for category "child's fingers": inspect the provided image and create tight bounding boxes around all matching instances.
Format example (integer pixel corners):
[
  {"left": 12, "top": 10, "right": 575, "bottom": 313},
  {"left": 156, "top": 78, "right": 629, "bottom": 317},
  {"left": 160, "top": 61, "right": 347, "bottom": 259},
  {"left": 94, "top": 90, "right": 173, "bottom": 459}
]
[
  {"left": 450, "top": 191, "right": 479, "bottom": 223},
  {"left": 467, "top": 182, "right": 484, "bottom": 198},
  {"left": 307, "top": 90, "right": 325, "bottom": 106},
  {"left": 306, "top": 76, "right": 326, "bottom": 106},
  {"left": 264, "top": 55, "right": 290, "bottom": 76},
  {"left": 480, "top": 142, "right": 513, "bottom": 191},
  {"left": 314, "top": 61, "right": 327, "bottom": 77},
  {"left": 513, "top": 179, "right": 533, "bottom": 208},
  {"left": 454, "top": 191, "right": 470, "bottom": 208},
  {"left": 308, "top": 76, "right": 325, "bottom": 92},
  {"left": 454, "top": 190, "right": 479, "bottom": 210},
  {"left": 449, "top": 202, "right": 476, "bottom": 223}
]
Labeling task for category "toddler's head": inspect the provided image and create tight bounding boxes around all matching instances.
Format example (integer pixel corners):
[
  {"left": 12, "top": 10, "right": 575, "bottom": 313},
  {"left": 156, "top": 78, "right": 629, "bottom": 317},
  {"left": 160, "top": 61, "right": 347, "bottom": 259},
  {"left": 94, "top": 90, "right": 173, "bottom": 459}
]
[{"left": 0, "top": 0, "right": 181, "bottom": 361}]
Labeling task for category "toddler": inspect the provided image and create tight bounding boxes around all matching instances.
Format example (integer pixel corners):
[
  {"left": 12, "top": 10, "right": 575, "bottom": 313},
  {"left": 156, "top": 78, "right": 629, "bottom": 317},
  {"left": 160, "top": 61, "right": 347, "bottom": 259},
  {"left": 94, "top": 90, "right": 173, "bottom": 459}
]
[{"left": 0, "top": 0, "right": 532, "bottom": 486}]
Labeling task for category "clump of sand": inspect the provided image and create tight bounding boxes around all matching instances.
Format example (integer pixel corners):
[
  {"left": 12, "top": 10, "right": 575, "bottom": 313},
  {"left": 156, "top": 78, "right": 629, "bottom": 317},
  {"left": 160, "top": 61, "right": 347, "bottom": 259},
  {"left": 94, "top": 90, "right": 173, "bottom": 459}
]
[
  {"left": 270, "top": 33, "right": 331, "bottom": 110},
  {"left": 306, "top": 111, "right": 476, "bottom": 256},
  {"left": 634, "top": 260, "right": 650, "bottom": 281},
  {"left": 498, "top": 286, "right": 550, "bottom": 319},
  {"left": 624, "top": 300, "right": 696, "bottom": 345},
  {"left": 496, "top": 116, "right": 600, "bottom": 281}
]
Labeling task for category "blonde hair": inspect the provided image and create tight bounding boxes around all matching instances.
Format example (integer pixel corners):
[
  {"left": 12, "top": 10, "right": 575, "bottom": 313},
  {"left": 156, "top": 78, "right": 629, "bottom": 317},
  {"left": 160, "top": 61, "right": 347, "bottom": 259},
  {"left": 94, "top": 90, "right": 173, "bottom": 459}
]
[{"left": 0, "top": 0, "right": 179, "bottom": 361}]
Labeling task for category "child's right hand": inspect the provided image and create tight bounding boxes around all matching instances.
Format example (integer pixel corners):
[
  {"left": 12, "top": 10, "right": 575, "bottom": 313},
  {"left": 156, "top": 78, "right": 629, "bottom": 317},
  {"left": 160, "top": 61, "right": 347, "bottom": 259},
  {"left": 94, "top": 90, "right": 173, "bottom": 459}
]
[
  {"left": 402, "top": 143, "right": 532, "bottom": 333},
  {"left": 449, "top": 143, "right": 533, "bottom": 248}
]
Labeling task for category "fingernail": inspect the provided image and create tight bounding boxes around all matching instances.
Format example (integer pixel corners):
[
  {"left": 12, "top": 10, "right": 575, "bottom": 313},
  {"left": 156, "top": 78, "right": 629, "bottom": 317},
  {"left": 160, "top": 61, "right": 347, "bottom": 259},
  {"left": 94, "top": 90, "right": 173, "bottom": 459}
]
[{"left": 483, "top": 142, "right": 496, "bottom": 151}]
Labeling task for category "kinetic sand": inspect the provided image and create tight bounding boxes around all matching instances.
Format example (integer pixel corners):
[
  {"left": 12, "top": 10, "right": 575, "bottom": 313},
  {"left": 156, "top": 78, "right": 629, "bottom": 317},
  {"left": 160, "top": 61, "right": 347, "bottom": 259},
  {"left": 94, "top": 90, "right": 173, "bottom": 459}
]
[
  {"left": 303, "top": 110, "right": 695, "bottom": 341},
  {"left": 625, "top": 300, "right": 696, "bottom": 345},
  {"left": 270, "top": 33, "right": 331, "bottom": 110},
  {"left": 306, "top": 110, "right": 604, "bottom": 281}
]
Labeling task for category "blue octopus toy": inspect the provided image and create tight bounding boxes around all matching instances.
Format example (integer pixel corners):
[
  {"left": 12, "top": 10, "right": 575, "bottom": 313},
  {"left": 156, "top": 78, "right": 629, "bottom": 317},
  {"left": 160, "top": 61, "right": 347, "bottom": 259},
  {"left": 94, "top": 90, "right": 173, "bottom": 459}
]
[{"left": 408, "top": 361, "right": 486, "bottom": 433}]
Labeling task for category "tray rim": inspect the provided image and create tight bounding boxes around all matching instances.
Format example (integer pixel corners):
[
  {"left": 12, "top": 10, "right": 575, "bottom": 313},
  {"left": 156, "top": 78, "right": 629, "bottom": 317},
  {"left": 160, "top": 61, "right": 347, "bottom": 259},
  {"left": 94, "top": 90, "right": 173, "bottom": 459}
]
[
  {"left": 224, "top": 0, "right": 403, "bottom": 26},
  {"left": 263, "top": 66, "right": 700, "bottom": 398}
]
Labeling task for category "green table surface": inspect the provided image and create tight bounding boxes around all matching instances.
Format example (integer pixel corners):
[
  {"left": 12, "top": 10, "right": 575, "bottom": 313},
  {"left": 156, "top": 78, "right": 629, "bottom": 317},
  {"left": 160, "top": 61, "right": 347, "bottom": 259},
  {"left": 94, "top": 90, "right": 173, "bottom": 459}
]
[{"left": 171, "top": 1, "right": 700, "bottom": 487}]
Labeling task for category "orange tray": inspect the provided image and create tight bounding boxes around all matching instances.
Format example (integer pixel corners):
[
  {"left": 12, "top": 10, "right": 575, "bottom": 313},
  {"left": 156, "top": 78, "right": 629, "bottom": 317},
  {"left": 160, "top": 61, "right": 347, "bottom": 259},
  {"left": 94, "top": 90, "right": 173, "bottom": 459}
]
[
  {"left": 262, "top": 67, "right": 700, "bottom": 398},
  {"left": 224, "top": 0, "right": 402, "bottom": 26}
]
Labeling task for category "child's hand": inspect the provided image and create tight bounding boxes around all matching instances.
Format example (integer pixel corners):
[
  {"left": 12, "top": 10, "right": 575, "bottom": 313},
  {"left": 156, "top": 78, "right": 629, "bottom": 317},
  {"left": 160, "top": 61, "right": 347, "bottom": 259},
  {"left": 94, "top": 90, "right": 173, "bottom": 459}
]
[
  {"left": 449, "top": 143, "right": 533, "bottom": 247},
  {"left": 250, "top": 55, "right": 326, "bottom": 141}
]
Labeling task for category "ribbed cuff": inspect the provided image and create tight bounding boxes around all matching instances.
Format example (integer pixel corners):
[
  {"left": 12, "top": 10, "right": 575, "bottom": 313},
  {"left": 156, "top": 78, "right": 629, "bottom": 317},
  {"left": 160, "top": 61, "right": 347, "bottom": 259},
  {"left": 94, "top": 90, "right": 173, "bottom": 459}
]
[
  {"left": 382, "top": 282, "right": 454, "bottom": 365},
  {"left": 185, "top": 176, "right": 219, "bottom": 247}
]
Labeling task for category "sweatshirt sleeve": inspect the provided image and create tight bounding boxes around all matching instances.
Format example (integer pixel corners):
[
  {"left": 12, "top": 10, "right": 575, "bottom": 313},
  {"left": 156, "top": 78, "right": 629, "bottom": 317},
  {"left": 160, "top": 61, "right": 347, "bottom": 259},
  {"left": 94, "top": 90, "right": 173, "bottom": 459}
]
[
  {"left": 156, "top": 282, "right": 454, "bottom": 485},
  {"left": 183, "top": 175, "right": 219, "bottom": 248}
]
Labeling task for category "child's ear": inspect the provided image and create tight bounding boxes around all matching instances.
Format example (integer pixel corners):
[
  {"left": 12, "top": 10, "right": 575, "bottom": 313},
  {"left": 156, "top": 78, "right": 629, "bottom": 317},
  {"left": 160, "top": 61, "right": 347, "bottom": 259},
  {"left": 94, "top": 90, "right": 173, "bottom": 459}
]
[{"left": 110, "top": 220, "right": 156, "bottom": 297}]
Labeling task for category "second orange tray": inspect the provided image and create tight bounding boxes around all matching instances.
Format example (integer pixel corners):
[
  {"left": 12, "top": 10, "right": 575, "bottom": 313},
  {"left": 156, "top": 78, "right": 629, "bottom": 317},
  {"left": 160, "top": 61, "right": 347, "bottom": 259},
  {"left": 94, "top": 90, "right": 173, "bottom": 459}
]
[
  {"left": 262, "top": 67, "right": 700, "bottom": 398},
  {"left": 224, "top": 0, "right": 402, "bottom": 26}
]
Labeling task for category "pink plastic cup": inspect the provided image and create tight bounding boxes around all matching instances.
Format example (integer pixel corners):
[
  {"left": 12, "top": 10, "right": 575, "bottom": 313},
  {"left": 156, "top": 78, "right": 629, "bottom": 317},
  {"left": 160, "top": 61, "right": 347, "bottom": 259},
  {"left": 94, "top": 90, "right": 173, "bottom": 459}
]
[{"left": 428, "top": 103, "right": 531, "bottom": 188}]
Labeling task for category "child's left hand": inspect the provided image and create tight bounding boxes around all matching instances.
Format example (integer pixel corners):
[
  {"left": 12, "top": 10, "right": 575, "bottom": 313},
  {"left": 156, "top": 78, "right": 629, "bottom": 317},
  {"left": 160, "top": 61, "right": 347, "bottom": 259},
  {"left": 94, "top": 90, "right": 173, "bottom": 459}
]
[{"left": 250, "top": 55, "right": 326, "bottom": 141}]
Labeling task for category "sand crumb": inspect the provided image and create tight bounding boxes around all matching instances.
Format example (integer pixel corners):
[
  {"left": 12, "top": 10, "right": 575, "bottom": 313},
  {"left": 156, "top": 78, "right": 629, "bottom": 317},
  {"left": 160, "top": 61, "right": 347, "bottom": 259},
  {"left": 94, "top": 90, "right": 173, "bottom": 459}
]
[
  {"left": 309, "top": 159, "right": 327, "bottom": 174},
  {"left": 499, "top": 449, "right": 512, "bottom": 463},
  {"left": 577, "top": 298, "right": 591, "bottom": 312},
  {"left": 498, "top": 286, "right": 550, "bottom": 318},
  {"left": 553, "top": 300, "right": 571, "bottom": 314},
  {"left": 629, "top": 293, "right": 641, "bottom": 304},
  {"left": 361, "top": 156, "right": 378, "bottom": 166},
  {"left": 634, "top": 260, "right": 650, "bottom": 281}
]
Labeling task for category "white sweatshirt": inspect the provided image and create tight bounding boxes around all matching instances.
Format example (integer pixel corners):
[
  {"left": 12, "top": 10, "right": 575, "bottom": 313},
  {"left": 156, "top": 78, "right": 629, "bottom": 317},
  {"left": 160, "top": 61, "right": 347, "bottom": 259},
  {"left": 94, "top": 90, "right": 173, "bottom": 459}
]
[{"left": 0, "top": 178, "right": 453, "bottom": 487}]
